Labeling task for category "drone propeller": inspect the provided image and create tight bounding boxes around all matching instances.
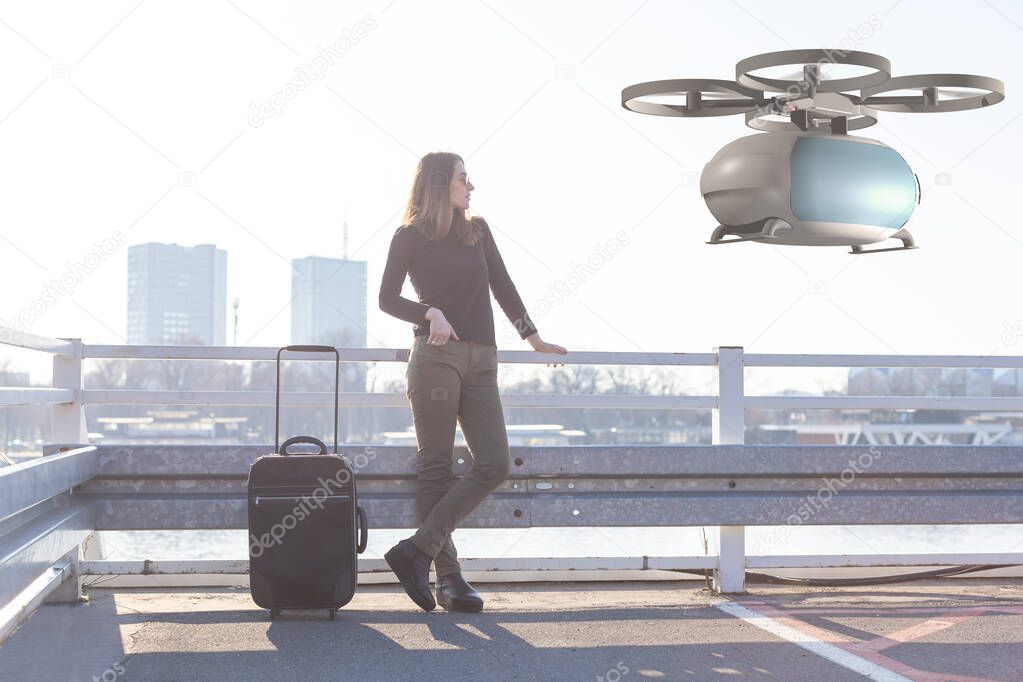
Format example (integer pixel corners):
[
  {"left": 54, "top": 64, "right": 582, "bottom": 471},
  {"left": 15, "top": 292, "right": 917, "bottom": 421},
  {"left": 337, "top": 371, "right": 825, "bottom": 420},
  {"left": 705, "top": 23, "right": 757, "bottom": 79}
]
[
  {"left": 620, "top": 78, "right": 766, "bottom": 117},
  {"left": 859, "top": 74, "right": 1005, "bottom": 112},
  {"left": 772, "top": 68, "right": 839, "bottom": 83}
]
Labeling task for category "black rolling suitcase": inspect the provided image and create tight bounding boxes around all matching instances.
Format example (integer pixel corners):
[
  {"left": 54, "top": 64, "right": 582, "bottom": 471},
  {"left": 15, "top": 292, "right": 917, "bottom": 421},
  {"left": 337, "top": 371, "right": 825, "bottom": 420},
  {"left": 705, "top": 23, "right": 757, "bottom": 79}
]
[{"left": 247, "top": 345, "right": 368, "bottom": 620}]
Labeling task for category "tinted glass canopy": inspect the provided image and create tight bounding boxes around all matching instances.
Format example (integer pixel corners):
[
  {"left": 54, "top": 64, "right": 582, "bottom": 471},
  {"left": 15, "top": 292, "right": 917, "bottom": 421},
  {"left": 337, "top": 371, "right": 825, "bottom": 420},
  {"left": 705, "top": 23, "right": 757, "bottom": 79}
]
[{"left": 790, "top": 136, "right": 916, "bottom": 228}]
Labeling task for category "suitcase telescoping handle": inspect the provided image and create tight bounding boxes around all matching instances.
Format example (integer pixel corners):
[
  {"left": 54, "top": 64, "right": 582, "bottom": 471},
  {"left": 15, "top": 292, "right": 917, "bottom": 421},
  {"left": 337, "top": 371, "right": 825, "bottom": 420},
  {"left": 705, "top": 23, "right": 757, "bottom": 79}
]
[{"left": 274, "top": 345, "right": 340, "bottom": 455}]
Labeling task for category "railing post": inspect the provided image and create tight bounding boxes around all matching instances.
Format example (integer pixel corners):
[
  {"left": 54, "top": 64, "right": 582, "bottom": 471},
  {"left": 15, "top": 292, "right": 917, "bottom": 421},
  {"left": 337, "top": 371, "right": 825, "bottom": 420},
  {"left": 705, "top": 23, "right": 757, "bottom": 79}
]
[
  {"left": 44, "top": 549, "right": 83, "bottom": 604},
  {"left": 52, "top": 338, "right": 87, "bottom": 444},
  {"left": 711, "top": 345, "right": 745, "bottom": 593}
]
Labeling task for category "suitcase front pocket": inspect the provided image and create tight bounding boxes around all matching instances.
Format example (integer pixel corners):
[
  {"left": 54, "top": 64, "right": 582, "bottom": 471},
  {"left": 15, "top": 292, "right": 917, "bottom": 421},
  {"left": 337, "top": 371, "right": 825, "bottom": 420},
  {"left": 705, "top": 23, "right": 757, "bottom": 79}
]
[{"left": 248, "top": 491, "right": 358, "bottom": 610}]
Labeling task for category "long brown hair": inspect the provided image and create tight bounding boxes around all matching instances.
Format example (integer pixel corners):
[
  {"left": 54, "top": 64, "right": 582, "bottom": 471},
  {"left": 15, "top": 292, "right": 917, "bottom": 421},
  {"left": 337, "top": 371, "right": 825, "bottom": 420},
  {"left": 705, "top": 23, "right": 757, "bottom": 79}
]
[{"left": 401, "top": 152, "right": 482, "bottom": 246}]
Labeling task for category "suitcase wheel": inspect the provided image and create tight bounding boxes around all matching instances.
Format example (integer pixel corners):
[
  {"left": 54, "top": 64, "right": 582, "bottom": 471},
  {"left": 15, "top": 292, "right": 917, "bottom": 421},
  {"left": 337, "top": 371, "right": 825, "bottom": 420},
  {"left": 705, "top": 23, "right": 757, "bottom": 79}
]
[
  {"left": 269, "top": 608, "right": 280, "bottom": 620},
  {"left": 328, "top": 608, "right": 337, "bottom": 620}
]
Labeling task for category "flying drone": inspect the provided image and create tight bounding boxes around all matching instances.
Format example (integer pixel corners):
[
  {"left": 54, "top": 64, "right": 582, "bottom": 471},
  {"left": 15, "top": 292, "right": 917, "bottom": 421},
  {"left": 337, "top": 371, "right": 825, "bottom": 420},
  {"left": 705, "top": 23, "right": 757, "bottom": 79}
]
[{"left": 621, "top": 49, "right": 1005, "bottom": 253}]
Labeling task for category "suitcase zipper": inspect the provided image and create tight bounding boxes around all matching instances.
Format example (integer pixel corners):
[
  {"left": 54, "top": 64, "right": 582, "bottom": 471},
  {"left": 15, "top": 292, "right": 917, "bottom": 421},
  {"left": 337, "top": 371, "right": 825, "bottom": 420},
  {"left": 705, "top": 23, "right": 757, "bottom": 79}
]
[{"left": 254, "top": 494, "right": 351, "bottom": 506}]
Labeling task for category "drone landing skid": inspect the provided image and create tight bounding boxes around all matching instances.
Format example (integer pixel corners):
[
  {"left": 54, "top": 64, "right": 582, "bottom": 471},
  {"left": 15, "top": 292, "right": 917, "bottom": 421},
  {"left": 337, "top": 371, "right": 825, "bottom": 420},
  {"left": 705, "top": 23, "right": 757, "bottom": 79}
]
[
  {"left": 706, "top": 233, "right": 778, "bottom": 245},
  {"left": 850, "top": 244, "right": 919, "bottom": 254},
  {"left": 707, "top": 219, "right": 788, "bottom": 245},
  {"left": 849, "top": 229, "right": 917, "bottom": 255}
]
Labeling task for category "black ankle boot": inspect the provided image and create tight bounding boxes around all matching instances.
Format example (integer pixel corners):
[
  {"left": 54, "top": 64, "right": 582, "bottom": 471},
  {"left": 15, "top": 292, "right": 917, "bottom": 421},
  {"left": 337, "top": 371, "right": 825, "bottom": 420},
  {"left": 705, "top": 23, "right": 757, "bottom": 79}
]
[
  {"left": 436, "top": 571, "right": 484, "bottom": 612},
  {"left": 384, "top": 538, "right": 436, "bottom": 611}
]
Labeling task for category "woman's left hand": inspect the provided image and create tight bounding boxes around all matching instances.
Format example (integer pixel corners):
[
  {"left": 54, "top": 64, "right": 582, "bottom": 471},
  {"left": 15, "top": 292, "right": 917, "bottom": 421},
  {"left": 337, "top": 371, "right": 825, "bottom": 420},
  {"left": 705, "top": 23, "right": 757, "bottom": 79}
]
[{"left": 526, "top": 333, "right": 567, "bottom": 367}]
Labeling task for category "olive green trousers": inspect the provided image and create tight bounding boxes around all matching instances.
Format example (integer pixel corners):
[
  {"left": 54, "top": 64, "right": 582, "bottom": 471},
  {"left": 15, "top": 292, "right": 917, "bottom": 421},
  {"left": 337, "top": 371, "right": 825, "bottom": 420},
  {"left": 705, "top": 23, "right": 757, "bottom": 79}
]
[{"left": 405, "top": 335, "right": 511, "bottom": 576}]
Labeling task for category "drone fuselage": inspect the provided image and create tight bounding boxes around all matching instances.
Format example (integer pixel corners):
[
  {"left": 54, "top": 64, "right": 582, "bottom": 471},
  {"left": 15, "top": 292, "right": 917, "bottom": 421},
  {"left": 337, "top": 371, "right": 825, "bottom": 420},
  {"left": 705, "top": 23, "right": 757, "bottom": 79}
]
[{"left": 701, "top": 132, "right": 917, "bottom": 247}]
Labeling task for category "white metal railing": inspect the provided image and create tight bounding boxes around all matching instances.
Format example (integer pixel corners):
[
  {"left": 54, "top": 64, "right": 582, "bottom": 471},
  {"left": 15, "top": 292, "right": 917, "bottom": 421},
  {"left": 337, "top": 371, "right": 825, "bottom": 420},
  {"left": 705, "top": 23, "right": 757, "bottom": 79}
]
[
  {"left": 7, "top": 331, "right": 1023, "bottom": 416},
  {"left": 0, "top": 329, "right": 85, "bottom": 443},
  {"left": 6, "top": 327, "right": 1023, "bottom": 593}
]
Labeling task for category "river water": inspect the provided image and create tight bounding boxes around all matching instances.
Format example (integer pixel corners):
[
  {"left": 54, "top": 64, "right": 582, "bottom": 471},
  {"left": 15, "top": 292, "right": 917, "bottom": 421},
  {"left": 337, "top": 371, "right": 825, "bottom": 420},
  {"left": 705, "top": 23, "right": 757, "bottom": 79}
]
[{"left": 101, "top": 525, "right": 1023, "bottom": 566}]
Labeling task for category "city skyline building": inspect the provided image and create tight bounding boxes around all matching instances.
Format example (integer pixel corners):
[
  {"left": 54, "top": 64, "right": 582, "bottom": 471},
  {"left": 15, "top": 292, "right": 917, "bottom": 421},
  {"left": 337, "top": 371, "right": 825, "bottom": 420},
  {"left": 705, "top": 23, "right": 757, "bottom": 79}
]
[{"left": 127, "top": 242, "right": 228, "bottom": 346}]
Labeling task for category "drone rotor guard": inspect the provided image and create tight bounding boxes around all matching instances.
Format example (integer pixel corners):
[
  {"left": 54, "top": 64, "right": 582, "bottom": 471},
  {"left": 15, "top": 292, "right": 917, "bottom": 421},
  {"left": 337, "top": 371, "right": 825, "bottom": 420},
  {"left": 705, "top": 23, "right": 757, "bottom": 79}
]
[
  {"left": 624, "top": 50, "right": 1003, "bottom": 135},
  {"left": 859, "top": 74, "right": 1005, "bottom": 113},
  {"left": 621, "top": 78, "right": 766, "bottom": 117},
  {"left": 735, "top": 49, "right": 892, "bottom": 94}
]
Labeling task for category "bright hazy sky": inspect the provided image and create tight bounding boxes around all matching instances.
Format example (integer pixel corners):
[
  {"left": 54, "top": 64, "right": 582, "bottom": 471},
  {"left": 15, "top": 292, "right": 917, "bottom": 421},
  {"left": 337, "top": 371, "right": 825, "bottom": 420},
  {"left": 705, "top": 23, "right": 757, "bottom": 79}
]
[{"left": 1, "top": 0, "right": 1021, "bottom": 388}]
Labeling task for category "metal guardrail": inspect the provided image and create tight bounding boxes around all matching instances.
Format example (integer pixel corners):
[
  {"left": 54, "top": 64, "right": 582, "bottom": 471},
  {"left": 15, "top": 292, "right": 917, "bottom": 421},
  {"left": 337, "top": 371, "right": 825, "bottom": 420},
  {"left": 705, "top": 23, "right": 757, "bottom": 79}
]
[
  {"left": 3, "top": 326, "right": 1023, "bottom": 631},
  {"left": 0, "top": 446, "right": 96, "bottom": 643},
  {"left": 44, "top": 443, "right": 1023, "bottom": 530},
  {"left": 0, "top": 439, "right": 1014, "bottom": 627}
]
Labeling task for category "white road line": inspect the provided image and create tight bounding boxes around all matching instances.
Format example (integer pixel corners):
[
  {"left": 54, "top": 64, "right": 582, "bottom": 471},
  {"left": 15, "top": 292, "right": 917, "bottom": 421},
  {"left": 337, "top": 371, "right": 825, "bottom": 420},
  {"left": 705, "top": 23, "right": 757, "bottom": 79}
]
[{"left": 714, "top": 600, "right": 913, "bottom": 682}]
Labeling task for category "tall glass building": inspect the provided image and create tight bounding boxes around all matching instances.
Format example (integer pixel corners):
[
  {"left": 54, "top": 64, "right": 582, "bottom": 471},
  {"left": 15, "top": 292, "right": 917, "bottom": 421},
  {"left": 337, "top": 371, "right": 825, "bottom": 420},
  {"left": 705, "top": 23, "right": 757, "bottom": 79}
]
[
  {"left": 127, "top": 243, "right": 228, "bottom": 346},
  {"left": 290, "top": 256, "right": 367, "bottom": 348}
]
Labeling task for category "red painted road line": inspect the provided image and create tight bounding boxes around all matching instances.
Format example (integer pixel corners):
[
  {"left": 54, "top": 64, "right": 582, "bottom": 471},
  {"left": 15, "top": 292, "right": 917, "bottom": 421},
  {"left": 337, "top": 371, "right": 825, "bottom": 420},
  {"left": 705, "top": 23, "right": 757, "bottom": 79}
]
[
  {"left": 734, "top": 599, "right": 1002, "bottom": 682},
  {"left": 854, "top": 609, "right": 988, "bottom": 653},
  {"left": 742, "top": 604, "right": 1022, "bottom": 616},
  {"left": 986, "top": 604, "right": 1023, "bottom": 614}
]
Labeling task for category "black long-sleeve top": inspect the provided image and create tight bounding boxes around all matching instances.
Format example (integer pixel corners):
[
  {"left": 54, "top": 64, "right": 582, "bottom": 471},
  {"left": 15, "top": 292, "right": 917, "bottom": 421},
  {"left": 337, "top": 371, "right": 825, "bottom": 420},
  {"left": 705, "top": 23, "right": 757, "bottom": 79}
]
[{"left": 378, "top": 216, "right": 538, "bottom": 346}]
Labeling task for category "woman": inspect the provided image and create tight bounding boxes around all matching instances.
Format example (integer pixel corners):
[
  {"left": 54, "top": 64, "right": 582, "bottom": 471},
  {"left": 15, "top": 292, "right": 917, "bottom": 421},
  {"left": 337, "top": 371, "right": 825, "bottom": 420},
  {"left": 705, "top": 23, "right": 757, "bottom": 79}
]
[{"left": 378, "top": 151, "right": 567, "bottom": 612}]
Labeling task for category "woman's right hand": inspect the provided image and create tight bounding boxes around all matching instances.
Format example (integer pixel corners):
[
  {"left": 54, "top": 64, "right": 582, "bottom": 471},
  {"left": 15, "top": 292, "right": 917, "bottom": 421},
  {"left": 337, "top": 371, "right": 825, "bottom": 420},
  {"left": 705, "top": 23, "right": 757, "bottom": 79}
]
[{"left": 424, "top": 307, "right": 459, "bottom": 345}]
